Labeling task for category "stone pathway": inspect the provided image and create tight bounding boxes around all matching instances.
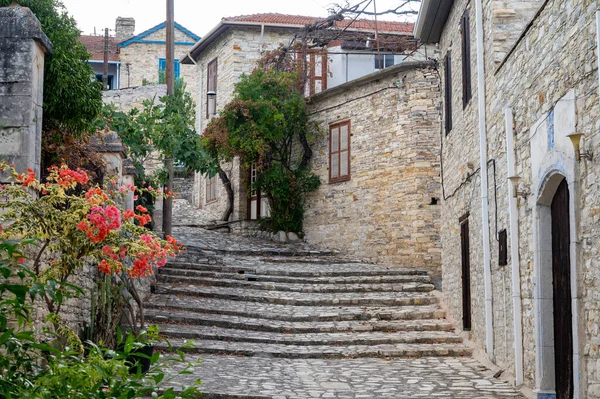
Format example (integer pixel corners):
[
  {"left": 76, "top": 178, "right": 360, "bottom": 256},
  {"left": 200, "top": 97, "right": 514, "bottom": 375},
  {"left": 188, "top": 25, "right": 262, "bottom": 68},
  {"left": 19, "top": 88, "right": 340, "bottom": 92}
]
[{"left": 147, "top": 226, "right": 525, "bottom": 398}]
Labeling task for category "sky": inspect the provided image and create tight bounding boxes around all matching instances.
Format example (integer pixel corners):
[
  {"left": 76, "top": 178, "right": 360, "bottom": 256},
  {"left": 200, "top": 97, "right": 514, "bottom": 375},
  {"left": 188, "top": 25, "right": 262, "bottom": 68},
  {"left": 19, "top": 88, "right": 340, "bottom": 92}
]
[{"left": 60, "top": 0, "right": 418, "bottom": 38}]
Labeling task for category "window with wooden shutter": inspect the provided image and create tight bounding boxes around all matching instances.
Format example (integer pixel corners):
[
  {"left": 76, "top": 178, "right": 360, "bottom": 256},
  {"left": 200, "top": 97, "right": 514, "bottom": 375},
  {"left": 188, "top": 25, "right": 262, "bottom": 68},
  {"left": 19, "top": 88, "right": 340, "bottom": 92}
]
[
  {"left": 498, "top": 229, "right": 508, "bottom": 266},
  {"left": 303, "top": 51, "right": 328, "bottom": 96},
  {"left": 329, "top": 121, "right": 351, "bottom": 183},
  {"left": 205, "top": 174, "right": 217, "bottom": 203},
  {"left": 206, "top": 58, "right": 218, "bottom": 117},
  {"left": 461, "top": 10, "right": 472, "bottom": 108},
  {"left": 444, "top": 52, "right": 452, "bottom": 135}
]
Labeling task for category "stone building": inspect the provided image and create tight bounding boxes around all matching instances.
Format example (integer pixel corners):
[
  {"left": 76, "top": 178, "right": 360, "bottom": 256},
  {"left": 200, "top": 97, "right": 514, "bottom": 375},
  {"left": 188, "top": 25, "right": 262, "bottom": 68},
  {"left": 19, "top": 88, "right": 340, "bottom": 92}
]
[
  {"left": 415, "top": 0, "right": 600, "bottom": 397},
  {"left": 181, "top": 13, "right": 433, "bottom": 222},
  {"left": 80, "top": 17, "right": 200, "bottom": 90},
  {"left": 305, "top": 62, "right": 441, "bottom": 271}
]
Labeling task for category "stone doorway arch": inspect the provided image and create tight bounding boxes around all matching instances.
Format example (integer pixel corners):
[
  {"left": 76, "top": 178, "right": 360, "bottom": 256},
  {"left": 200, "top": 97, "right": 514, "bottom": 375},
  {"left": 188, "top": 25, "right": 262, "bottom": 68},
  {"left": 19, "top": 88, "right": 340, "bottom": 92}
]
[{"left": 533, "top": 172, "right": 580, "bottom": 399}]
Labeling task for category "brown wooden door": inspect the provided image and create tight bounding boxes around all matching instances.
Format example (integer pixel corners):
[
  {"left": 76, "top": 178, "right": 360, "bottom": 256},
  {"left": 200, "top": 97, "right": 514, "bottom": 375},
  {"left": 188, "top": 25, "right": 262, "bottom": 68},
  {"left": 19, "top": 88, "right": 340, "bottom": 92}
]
[
  {"left": 461, "top": 219, "right": 471, "bottom": 330},
  {"left": 551, "top": 179, "right": 573, "bottom": 399}
]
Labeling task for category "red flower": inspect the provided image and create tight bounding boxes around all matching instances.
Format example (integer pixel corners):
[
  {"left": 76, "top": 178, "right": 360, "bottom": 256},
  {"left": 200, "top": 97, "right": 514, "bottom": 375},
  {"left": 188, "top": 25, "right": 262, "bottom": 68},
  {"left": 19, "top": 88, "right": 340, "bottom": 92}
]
[
  {"left": 135, "top": 205, "right": 148, "bottom": 213},
  {"left": 98, "top": 260, "right": 111, "bottom": 274},
  {"left": 123, "top": 209, "right": 135, "bottom": 220}
]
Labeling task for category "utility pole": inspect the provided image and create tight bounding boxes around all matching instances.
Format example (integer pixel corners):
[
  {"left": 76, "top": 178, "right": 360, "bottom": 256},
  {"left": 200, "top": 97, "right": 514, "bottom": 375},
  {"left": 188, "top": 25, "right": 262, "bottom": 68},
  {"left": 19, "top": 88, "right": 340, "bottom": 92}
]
[
  {"left": 102, "top": 28, "right": 109, "bottom": 91},
  {"left": 163, "top": 0, "right": 175, "bottom": 237}
]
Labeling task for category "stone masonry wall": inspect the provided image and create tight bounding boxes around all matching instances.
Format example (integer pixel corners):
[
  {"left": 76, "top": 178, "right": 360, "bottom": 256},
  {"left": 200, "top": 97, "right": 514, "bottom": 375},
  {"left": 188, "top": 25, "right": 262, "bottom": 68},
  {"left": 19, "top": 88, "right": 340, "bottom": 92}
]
[
  {"left": 486, "top": 1, "right": 600, "bottom": 395},
  {"left": 438, "top": 0, "right": 600, "bottom": 395},
  {"left": 119, "top": 27, "right": 198, "bottom": 91},
  {"left": 304, "top": 63, "right": 442, "bottom": 273}
]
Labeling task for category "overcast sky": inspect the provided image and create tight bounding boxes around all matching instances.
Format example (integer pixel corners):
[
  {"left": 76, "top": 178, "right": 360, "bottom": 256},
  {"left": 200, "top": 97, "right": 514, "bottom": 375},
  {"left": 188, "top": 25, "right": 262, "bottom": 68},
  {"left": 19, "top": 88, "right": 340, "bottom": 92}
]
[{"left": 60, "top": 0, "right": 418, "bottom": 38}]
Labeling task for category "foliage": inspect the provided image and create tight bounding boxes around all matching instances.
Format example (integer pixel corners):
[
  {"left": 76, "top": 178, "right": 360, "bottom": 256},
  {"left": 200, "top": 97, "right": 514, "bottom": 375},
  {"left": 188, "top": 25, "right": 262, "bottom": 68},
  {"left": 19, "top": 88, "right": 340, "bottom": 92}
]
[
  {"left": 106, "top": 80, "right": 214, "bottom": 183},
  {"left": 203, "top": 68, "right": 320, "bottom": 232},
  {"left": 0, "top": 0, "right": 103, "bottom": 136},
  {"left": 0, "top": 163, "right": 182, "bottom": 337},
  {"left": 0, "top": 239, "right": 202, "bottom": 398}
]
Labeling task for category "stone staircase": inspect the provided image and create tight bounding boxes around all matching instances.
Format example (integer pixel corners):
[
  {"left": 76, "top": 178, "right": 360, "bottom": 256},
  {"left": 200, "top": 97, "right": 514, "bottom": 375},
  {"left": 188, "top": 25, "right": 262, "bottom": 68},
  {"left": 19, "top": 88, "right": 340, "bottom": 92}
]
[{"left": 144, "top": 247, "right": 472, "bottom": 361}]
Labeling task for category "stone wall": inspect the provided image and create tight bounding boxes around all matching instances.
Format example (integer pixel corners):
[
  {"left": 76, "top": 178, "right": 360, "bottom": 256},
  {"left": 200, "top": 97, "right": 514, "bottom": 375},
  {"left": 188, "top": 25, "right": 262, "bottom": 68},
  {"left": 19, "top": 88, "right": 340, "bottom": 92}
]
[
  {"left": 304, "top": 62, "right": 442, "bottom": 272},
  {"left": 119, "top": 27, "right": 198, "bottom": 90},
  {"left": 0, "top": 5, "right": 52, "bottom": 181},
  {"left": 437, "top": 0, "right": 600, "bottom": 395}
]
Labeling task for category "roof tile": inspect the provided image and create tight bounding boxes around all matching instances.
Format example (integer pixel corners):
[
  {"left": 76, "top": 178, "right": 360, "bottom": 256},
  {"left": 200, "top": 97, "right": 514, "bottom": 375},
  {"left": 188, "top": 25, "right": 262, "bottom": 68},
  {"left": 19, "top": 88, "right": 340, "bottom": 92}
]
[
  {"left": 222, "top": 13, "right": 414, "bottom": 34},
  {"left": 79, "top": 35, "right": 120, "bottom": 62}
]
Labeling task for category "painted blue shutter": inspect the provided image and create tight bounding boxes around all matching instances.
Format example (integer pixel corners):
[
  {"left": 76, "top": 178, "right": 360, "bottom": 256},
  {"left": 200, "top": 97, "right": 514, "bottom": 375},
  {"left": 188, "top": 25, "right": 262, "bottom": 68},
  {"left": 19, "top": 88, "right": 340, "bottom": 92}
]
[
  {"left": 174, "top": 60, "right": 181, "bottom": 80},
  {"left": 158, "top": 58, "right": 166, "bottom": 83}
]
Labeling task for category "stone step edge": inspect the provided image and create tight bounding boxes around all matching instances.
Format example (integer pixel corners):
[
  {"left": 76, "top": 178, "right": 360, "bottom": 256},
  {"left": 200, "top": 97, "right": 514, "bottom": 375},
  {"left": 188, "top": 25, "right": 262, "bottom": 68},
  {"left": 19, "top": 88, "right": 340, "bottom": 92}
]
[
  {"left": 157, "top": 325, "right": 465, "bottom": 346},
  {"left": 154, "top": 340, "right": 473, "bottom": 359},
  {"left": 158, "top": 267, "right": 433, "bottom": 284},
  {"left": 183, "top": 245, "right": 337, "bottom": 257},
  {"left": 144, "top": 302, "right": 446, "bottom": 322},
  {"left": 151, "top": 286, "right": 440, "bottom": 307},
  {"left": 165, "top": 261, "right": 429, "bottom": 277},
  {"left": 145, "top": 312, "right": 454, "bottom": 333},
  {"left": 157, "top": 275, "right": 436, "bottom": 293}
]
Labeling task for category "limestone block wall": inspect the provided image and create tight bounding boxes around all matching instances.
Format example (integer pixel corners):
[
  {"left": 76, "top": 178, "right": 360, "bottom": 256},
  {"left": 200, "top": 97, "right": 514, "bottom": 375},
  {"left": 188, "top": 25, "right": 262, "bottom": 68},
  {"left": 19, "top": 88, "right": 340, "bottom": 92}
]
[
  {"left": 435, "top": 0, "right": 491, "bottom": 366},
  {"left": 304, "top": 62, "right": 441, "bottom": 272},
  {"left": 438, "top": 0, "right": 600, "bottom": 394},
  {"left": 119, "top": 27, "right": 198, "bottom": 90},
  {"left": 485, "top": 1, "right": 600, "bottom": 395},
  {"left": 0, "top": 5, "right": 52, "bottom": 180}
]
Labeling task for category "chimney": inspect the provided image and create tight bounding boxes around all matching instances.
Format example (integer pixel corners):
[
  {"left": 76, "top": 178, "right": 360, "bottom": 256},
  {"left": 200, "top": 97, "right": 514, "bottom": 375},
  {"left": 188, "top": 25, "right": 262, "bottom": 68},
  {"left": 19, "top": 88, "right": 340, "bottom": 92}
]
[{"left": 115, "top": 17, "right": 135, "bottom": 42}]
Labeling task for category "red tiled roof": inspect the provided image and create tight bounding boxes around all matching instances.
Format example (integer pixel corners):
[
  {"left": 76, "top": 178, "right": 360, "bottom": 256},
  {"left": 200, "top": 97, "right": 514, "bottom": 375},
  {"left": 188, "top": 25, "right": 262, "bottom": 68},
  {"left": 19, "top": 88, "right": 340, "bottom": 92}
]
[
  {"left": 79, "top": 35, "right": 120, "bottom": 62},
  {"left": 223, "top": 13, "right": 413, "bottom": 34}
]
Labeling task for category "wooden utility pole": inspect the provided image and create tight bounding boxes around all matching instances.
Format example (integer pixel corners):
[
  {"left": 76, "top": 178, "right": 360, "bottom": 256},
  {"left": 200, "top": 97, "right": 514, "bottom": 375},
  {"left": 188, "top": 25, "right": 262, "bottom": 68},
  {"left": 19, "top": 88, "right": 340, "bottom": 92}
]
[
  {"left": 163, "top": 0, "right": 175, "bottom": 237},
  {"left": 102, "top": 28, "right": 109, "bottom": 90}
]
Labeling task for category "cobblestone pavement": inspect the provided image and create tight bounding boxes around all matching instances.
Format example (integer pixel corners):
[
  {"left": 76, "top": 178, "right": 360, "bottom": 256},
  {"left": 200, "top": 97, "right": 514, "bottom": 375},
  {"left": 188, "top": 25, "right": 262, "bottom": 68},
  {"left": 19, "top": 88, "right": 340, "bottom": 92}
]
[
  {"left": 151, "top": 224, "right": 525, "bottom": 398},
  {"left": 169, "top": 355, "right": 524, "bottom": 398}
]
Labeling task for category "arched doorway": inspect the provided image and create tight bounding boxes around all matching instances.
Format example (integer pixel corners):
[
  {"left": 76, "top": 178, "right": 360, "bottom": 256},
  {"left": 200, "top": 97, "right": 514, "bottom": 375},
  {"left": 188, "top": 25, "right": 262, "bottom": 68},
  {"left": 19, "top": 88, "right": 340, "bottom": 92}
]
[
  {"left": 550, "top": 178, "right": 573, "bottom": 399},
  {"left": 534, "top": 174, "right": 576, "bottom": 398}
]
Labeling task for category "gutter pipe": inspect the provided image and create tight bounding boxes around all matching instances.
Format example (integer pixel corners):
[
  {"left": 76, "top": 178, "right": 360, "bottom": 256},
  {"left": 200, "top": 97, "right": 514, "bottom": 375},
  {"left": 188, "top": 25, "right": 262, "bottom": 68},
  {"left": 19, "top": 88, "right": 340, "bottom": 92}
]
[
  {"left": 475, "top": 0, "right": 494, "bottom": 360},
  {"left": 505, "top": 107, "right": 524, "bottom": 385}
]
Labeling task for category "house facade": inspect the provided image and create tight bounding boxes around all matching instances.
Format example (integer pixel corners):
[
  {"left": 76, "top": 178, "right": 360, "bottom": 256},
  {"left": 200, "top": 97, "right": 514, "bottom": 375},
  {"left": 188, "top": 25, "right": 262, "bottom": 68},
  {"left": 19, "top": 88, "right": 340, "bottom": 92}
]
[
  {"left": 304, "top": 61, "right": 441, "bottom": 270},
  {"left": 182, "top": 13, "right": 433, "bottom": 218},
  {"left": 80, "top": 17, "right": 200, "bottom": 90},
  {"left": 415, "top": 0, "right": 600, "bottom": 397}
]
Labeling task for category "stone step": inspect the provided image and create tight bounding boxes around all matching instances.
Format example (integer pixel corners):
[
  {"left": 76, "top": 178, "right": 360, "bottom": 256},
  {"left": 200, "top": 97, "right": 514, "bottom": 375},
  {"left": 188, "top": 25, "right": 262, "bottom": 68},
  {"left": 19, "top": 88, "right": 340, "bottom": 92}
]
[
  {"left": 145, "top": 308, "right": 454, "bottom": 333},
  {"left": 145, "top": 294, "right": 446, "bottom": 322},
  {"left": 152, "top": 283, "right": 439, "bottom": 307},
  {"left": 165, "top": 261, "right": 429, "bottom": 278},
  {"left": 159, "top": 267, "right": 432, "bottom": 284},
  {"left": 155, "top": 338, "right": 472, "bottom": 359},
  {"left": 156, "top": 274, "right": 435, "bottom": 294},
  {"left": 156, "top": 324, "right": 464, "bottom": 346},
  {"left": 183, "top": 245, "right": 336, "bottom": 258}
]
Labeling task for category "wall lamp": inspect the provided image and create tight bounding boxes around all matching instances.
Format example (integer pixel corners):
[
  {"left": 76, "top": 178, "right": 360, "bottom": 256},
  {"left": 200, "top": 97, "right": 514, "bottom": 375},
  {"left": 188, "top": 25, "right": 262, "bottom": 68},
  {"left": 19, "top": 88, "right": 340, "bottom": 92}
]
[
  {"left": 207, "top": 90, "right": 216, "bottom": 97},
  {"left": 508, "top": 175, "right": 529, "bottom": 199},
  {"left": 207, "top": 91, "right": 217, "bottom": 116},
  {"left": 567, "top": 132, "right": 593, "bottom": 161}
]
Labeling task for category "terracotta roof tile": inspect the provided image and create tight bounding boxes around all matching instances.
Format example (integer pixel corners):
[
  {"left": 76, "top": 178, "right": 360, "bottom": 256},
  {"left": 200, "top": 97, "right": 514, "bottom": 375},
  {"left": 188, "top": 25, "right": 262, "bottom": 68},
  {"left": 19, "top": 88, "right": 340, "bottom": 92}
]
[
  {"left": 223, "top": 13, "right": 413, "bottom": 34},
  {"left": 79, "top": 35, "right": 120, "bottom": 62}
]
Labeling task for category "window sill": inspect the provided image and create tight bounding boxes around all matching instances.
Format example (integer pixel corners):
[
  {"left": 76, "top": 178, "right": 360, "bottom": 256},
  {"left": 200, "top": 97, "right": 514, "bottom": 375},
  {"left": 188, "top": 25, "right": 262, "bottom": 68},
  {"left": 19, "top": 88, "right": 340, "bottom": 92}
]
[
  {"left": 205, "top": 199, "right": 217, "bottom": 205},
  {"left": 329, "top": 176, "right": 351, "bottom": 184}
]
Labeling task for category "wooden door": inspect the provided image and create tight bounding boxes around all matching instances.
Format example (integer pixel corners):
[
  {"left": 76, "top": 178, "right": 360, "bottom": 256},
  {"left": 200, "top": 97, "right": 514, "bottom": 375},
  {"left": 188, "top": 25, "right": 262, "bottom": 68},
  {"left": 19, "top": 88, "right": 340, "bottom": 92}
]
[
  {"left": 247, "top": 164, "right": 270, "bottom": 220},
  {"left": 461, "top": 219, "right": 471, "bottom": 330},
  {"left": 551, "top": 179, "right": 573, "bottom": 399}
]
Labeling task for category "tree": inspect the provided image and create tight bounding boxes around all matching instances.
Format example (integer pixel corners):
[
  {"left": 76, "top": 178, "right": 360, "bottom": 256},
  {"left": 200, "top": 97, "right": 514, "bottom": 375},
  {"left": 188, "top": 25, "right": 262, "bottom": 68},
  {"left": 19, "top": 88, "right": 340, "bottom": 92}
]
[
  {"left": 107, "top": 80, "right": 214, "bottom": 199},
  {"left": 203, "top": 67, "right": 320, "bottom": 233}
]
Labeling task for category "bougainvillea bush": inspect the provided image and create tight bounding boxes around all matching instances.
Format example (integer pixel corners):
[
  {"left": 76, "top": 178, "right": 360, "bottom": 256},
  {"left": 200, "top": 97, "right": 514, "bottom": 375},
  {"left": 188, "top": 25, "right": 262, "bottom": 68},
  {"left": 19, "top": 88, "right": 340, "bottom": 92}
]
[{"left": 0, "top": 162, "right": 181, "bottom": 335}]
